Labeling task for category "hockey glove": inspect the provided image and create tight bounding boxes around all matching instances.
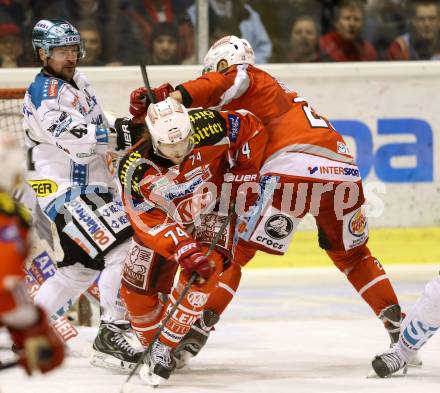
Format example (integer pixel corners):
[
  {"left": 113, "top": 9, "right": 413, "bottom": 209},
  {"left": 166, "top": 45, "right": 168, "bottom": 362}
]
[
  {"left": 129, "top": 83, "right": 174, "bottom": 122},
  {"left": 224, "top": 166, "right": 260, "bottom": 213},
  {"left": 174, "top": 240, "right": 214, "bottom": 281},
  {"left": 114, "top": 117, "right": 146, "bottom": 150},
  {"left": 8, "top": 306, "right": 65, "bottom": 375}
]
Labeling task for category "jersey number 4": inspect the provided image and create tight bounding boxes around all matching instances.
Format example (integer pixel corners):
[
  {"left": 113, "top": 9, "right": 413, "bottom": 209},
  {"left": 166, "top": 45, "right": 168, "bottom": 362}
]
[{"left": 70, "top": 127, "right": 88, "bottom": 138}]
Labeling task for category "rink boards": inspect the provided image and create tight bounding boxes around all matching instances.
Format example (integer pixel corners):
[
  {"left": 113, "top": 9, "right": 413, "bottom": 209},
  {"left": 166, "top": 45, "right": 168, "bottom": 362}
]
[{"left": 250, "top": 226, "right": 440, "bottom": 268}]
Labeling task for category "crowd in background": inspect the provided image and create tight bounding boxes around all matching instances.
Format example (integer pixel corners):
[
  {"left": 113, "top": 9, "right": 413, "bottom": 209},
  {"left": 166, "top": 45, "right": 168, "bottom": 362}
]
[{"left": 1, "top": 0, "right": 440, "bottom": 68}]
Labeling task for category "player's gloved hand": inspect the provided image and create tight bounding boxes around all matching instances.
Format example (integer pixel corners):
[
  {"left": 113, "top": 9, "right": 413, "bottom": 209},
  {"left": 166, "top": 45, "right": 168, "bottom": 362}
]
[
  {"left": 8, "top": 306, "right": 65, "bottom": 375},
  {"left": 129, "top": 83, "right": 174, "bottom": 122},
  {"left": 113, "top": 117, "right": 146, "bottom": 150},
  {"left": 224, "top": 166, "right": 260, "bottom": 212},
  {"left": 174, "top": 240, "right": 214, "bottom": 281}
]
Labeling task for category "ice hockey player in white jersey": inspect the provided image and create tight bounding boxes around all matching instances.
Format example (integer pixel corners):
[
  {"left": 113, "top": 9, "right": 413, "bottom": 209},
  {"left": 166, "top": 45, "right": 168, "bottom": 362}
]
[
  {"left": 22, "top": 19, "right": 144, "bottom": 372},
  {"left": 372, "top": 275, "right": 440, "bottom": 377}
]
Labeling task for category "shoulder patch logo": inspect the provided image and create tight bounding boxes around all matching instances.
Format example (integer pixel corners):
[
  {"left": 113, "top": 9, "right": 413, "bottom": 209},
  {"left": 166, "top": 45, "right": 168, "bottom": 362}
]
[
  {"left": 48, "top": 79, "right": 58, "bottom": 97},
  {"left": 227, "top": 114, "right": 241, "bottom": 143}
]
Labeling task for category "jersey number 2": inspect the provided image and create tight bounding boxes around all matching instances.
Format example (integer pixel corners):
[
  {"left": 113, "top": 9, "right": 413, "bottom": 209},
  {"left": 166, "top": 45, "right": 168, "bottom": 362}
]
[{"left": 294, "top": 97, "right": 328, "bottom": 128}]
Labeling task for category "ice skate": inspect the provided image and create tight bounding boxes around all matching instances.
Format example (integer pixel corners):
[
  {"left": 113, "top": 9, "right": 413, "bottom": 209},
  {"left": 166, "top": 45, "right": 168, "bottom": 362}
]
[
  {"left": 139, "top": 340, "right": 176, "bottom": 386},
  {"left": 89, "top": 320, "right": 142, "bottom": 373},
  {"left": 371, "top": 344, "right": 407, "bottom": 378},
  {"left": 172, "top": 309, "right": 219, "bottom": 369}
]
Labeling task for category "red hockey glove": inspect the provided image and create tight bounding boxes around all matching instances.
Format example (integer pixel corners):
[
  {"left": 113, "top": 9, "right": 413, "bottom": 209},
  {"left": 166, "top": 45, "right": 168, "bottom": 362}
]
[
  {"left": 224, "top": 166, "right": 260, "bottom": 212},
  {"left": 8, "top": 306, "right": 65, "bottom": 375},
  {"left": 174, "top": 240, "right": 214, "bottom": 280},
  {"left": 129, "top": 83, "right": 174, "bottom": 122}
]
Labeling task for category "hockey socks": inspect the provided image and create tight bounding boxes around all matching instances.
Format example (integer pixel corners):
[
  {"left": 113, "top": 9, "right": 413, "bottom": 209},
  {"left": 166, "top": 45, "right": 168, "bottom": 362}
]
[{"left": 204, "top": 262, "right": 242, "bottom": 315}]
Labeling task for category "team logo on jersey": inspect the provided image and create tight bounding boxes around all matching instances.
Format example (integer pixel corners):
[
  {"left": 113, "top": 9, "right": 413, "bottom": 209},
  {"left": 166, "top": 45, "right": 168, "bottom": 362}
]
[
  {"left": 173, "top": 191, "right": 214, "bottom": 224},
  {"left": 48, "top": 79, "right": 58, "bottom": 97},
  {"left": 28, "top": 180, "right": 58, "bottom": 197},
  {"left": 195, "top": 213, "right": 229, "bottom": 249},
  {"left": 264, "top": 214, "right": 293, "bottom": 240},
  {"left": 126, "top": 245, "right": 152, "bottom": 275},
  {"left": 187, "top": 292, "right": 208, "bottom": 307},
  {"left": 348, "top": 209, "right": 367, "bottom": 237},
  {"left": 227, "top": 114, "right": 241, "bottom": 142},
  {"left": 337, "top": 141, "right": 350, "bottom": 155},
  {"left": 48, "top": 111, "right": 72, "bottom": 137}
]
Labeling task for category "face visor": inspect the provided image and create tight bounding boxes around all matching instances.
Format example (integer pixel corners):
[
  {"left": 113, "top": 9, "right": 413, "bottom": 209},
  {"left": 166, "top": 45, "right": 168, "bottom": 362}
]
[{"left": 47, "top": 43, "right": 86, "bottom": 61}]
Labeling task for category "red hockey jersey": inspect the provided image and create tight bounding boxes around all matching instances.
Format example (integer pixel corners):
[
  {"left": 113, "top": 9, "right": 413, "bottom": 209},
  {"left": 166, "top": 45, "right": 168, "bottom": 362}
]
[{"left": 118, "top": 108, "right": 267, "bottom": 260}]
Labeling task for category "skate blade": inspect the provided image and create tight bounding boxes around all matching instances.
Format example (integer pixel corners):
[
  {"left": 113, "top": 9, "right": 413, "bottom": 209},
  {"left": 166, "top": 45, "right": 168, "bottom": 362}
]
[
  {"left": 89, "top": 350, "right": 137, "bottom": 374},
  {"left": 407, "top": 353, "right": 423, "bottom": 368},
  {"left": 139, "top": 364, "right": 163, "bottom": 387},
  {"left": 366, "top": 365, "right": 408, "bottom": 378}
]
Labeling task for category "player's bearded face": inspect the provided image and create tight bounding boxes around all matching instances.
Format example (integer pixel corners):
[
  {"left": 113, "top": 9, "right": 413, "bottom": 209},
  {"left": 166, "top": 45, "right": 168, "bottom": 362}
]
[
  {"left": 45, "top": 46, "right": 79, "bottom": 81},
  {"left": 158, "top": 136, "right": 193, "bottom": 164}
]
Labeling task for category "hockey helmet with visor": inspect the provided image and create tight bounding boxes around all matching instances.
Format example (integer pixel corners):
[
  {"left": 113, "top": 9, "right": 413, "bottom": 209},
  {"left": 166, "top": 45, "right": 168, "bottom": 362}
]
[
  {"left": 146, "top": 98, "right": 194, "bottom": 164},
  {"left": 32, "top": 19, "right": 85, "bottom": 61}
]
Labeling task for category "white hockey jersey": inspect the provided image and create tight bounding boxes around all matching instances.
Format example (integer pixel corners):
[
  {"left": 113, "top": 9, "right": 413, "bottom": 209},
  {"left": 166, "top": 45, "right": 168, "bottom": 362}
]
[{"left": 23, "top": 70, "right": 117, "bottom": 218}]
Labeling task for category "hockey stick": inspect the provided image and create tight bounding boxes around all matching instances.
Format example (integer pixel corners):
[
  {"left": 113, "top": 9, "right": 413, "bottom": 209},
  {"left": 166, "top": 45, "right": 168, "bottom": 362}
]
[
  {"left": 0, "top": 359, "right": 18, "bottom": 371},
  {"left": 121, "top": 208, "right": 233, "bottom": 392},
  {"left": 139, "top": 64, "right": 156, "bottom": 105}
]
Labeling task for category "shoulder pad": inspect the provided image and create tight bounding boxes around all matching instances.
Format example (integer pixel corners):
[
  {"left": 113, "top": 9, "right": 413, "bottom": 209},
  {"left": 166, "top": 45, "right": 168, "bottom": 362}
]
[
  {"left": 189, "top": 109, "right": 227, "bottom": 148},
  {"left": 28, "top": 73, "right": 65, "bottom": 109},
  {"left": 118, "top": 146, "right": 151, "bottom": 200}
]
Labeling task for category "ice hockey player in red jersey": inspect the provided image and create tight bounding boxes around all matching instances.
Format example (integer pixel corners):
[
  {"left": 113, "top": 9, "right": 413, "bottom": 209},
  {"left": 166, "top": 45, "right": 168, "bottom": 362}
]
[
  {"left": 0, "top": 134, "right": 64, "bottom": 375},
  {"left": 128, "top": 35, "right": 404, "bottom": 357},
  {"left": 117, "top": 97, "right": 267, "bottom": 383}
]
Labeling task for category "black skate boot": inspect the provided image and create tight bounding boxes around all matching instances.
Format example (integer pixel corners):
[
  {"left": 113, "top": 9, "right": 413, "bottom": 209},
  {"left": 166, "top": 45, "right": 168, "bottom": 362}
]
[
  {"left": 139, "top": 340, "right": 176, "bottom": 386},
  {"left": 89, "top": 320, "right": 142, "bottom": 373},
  {"left": 380, "top": 304, "right": 402, "bottom": 344},
  {"left": 372, "top": 344, "right": 407, "bottom": 378},
  {"left": 172, "top": 309, "right": 219, "bottom": 369},
  {"left": 379, "top": 304, "right": 422, "bottom": 368}
]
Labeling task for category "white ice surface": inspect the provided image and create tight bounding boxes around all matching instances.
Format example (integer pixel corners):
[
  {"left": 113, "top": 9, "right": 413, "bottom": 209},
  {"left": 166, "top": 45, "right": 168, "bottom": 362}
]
[{"left": 1, "top": 265, "right": 439, "bottom": 393}]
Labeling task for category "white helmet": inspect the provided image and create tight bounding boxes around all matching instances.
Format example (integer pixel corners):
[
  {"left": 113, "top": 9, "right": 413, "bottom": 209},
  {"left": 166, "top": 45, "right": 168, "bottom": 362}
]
[
  {"left": 145, "top": 97, "right": 194, "bottom": 162},
  {"left": 0, "top": 132, "right": 24, "bottom": 191},
  {"left": 241, "top": 38, "right": 255, "bottom": 65},
  {"left": 202, "top": 35, "right": 251, "bottom": 74}
]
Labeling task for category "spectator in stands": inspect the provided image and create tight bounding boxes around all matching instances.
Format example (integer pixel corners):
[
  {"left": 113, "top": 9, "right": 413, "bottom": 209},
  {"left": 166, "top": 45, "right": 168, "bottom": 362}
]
[
  {"left": 29, "top": 0, "right": 116, "bottom": 64},
  {"left": 388, "top": 0, "right": 440, "bottom": 60},
  {"left": 286, "top": 15, "right": 322, "bottom": 62},
  {"left": 29, "top": 0, "right": 64, "bottom": 21},
  {"left": 118, "top": 0, "right": 194, "bottom": 65},
  {"left": 78, "top": 23, "right": 105, "bottom": 66},
  {"left": 209, "top": 19, "right": 241, "bottom": 46},
  {"left": 320, "top": 0, "right": 377, "bottom": 61},
  {"left": 0, "top": 13, "right": 24, "bottom": 67},
  {"left": 364, "top": 0, "right": 407, "bottom": 60},
  {"left": 147, "top": 21, "right": 181, "bottom": 65},
  {"left": 62, "top": 0, "right": 116, "bottom": 64},
  {"left": 187, "top": 0, "right": 272, "bottom": 63}
]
